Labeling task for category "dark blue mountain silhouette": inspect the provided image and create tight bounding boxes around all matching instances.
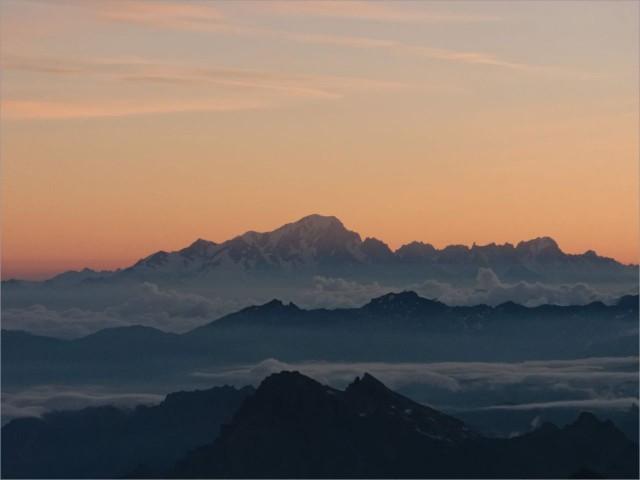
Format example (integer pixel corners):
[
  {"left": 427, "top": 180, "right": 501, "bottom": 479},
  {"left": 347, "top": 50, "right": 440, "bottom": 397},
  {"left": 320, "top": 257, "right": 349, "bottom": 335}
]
[
  {"left": 169, "top": 371, "right": 638, "bottom": 478},
  {"left": 1, "top": 385, "right": 254, "bottom": 479}
]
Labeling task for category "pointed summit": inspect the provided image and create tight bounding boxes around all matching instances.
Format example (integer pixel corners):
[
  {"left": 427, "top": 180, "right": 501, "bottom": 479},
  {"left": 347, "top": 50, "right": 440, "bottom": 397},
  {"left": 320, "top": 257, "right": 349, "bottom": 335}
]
[
  {"left": 290, "top": 213, "right": 344, "bottom": 229},
  {"left": 234, "top": 214, "right": 364, "bottom": 267},
  {"left": 516, "top": 237, "right": 562, "bottom": 257},
  {"left": 364, "top": 291, "right": 447, "bottom": 316},
  {"left": 180, "top": 238, "right": 217, "bottom": 258}
]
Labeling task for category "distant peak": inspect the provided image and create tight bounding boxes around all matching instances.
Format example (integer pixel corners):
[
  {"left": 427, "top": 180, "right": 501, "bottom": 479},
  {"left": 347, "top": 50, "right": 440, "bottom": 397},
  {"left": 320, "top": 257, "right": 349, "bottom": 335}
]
[
  {"left": 181, "top": 238, "right": 217, "bottom": 255},
  {"left": 366, "top": 291, "right": 426, "bottom": 307},
  {"left": 297, "top": 213, "right": 342, "bottom": 224},
  {"left": 362, "top": 237, "right": 389, "bottom": 246},
  {"left": 256, "top": 299, "right": 300, "bottom": 311},
  {"left": 575, "top": 411, "right": 602, "bottom": 425},
  {"left": 258, "top": 370, "right": 325, "bottom": 396},
  {"left": 360, "top": 372, "right": 386, "bottom": 386},
  {"left": 347, "top": 372, "right": 389, "bottom": 392},
  {"left": 190, "top": 238, "right": 216, "bottom": 247},
  {"left": 377, "top": 291, "right": 420, "bottom": 301},
  {"left": 516, "top": 237, "right": 561, "bottom": 254},
  {"left": 274, "top": 214, "right": 346, "bottom": 232}
]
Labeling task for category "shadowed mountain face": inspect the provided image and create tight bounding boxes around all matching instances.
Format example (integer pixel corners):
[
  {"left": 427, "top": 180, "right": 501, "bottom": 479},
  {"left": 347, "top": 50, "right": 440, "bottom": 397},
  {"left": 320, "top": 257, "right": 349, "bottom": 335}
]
[
  {"left": 2, "top": 372, "right": 637, "bottom": 479},
  {"left": 1, "top": 385, "right": 254, "bottom": 479},
  {"left": 171, "top": 372, "right": 638, "bottom": 479}
]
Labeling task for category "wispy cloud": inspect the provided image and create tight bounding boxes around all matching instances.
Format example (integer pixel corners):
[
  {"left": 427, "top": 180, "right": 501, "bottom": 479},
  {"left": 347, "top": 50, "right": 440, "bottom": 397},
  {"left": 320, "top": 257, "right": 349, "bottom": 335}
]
[
  {"left": 2, "top": 98, "right": 269, "bottom": 120},
  {"left": 190, "top": 356, "right": 639, "bottom": 414},
  {"left": 4, "top": 356, "right": 636, "bottom": 422},
  {"left": 83, "top": 1, "right": 535, "bottom": 72},
  {"left": 191, "top": 356, "right": 640, "bottom": 392},
  {"left": 1, "top": 283, "right": 239, "bottom": 337},
  {"left": 481, "top": 397, "right": 640, "bottom": 411},
  {"left": 3, "top": 53, "right": 407, "bottom": 92},
  {"left": 2, "top": 385, "right": 163, "bottom": 423},
  {"left": 2, "top": 53, "right": 415, "bottom": 119},
  {"left": 93, "top": 0, "right": 228, "bottom": 32},
  {"left": 299, "top": 269, "right": 633, "bottom": 309},
  {"left": 246, "top": 1, "right": 503, "bottom": 24}
]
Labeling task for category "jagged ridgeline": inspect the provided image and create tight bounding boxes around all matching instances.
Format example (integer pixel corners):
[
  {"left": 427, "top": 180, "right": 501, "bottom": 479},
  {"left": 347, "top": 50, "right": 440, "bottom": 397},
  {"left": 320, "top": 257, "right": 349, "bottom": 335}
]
[
  {"left": 3, "top": 372, "right": 638, "bottom": 479},
  {"left": 5, "top": 215, "right": 637, "bottom": 289},
  {"left": 3, "top": 291, "right": 638, "bottom": 388}
]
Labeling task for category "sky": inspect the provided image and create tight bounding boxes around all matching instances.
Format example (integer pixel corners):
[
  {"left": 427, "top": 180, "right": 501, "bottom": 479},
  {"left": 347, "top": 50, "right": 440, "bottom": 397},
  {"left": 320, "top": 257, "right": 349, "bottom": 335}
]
[{"left": 1, "top": 0, "right": 638, "bottom": 280}]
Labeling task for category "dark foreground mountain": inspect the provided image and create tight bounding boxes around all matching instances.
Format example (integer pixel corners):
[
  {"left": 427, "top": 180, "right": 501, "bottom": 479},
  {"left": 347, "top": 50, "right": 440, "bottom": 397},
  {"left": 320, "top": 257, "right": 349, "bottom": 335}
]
[
  {"left": 171, "top": 371, "right": 637, "bottom": 479},
  {"left": 3, "top": 372, "right": 636, "bottom": 479},
  {"left": 1, "top": 385, "right": 254, "bottom": 479}
]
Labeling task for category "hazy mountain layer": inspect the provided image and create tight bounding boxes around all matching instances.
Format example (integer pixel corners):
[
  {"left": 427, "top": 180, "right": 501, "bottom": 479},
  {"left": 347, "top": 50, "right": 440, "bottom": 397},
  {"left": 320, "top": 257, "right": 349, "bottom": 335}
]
[{"left": 3, "top": 292, "right": 637, "bottom": 392}]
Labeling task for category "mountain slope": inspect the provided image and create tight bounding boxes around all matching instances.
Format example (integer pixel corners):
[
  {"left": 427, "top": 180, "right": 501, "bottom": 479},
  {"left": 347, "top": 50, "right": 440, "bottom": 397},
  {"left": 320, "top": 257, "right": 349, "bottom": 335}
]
[
  {"left": 171, "top": 371, "right": 488, "bottom": 479},
  {"left": 171, "top": 371, "right": 638, "bottom": 479},
  {"left": 1, "top": 385, "right": 254, "bottom": 479}
]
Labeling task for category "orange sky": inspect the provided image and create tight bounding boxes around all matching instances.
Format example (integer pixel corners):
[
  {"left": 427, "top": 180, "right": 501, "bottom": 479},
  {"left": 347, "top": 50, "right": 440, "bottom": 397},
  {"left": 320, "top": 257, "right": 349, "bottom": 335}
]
[{"left": 1, "top": 1, "right": 638, "bottom": 280}]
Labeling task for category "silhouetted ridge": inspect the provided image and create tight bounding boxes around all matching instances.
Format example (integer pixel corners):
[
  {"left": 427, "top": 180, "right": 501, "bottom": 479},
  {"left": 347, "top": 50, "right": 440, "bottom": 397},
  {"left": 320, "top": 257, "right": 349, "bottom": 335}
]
[
  {"left": 80, "top": 214, "right": 637, "bottom": 286},
  {"left": 617, "top": 294, "right": 639, "bottom": 308},
  {"left": 169, "top": 372, "right": 638, "bottom": 479},
  {"left": 364, "top": 291, "right": 448, "bottom": 315},
  {"left": 2, "top": 385, "right": 254, "bottom": 479},
  {"left": 516, "top": 236, "right": 562, "bottom": 256},
  {"left": 180, "top": 238, "right": 217, "bottom": 258},
  {"left": 257, "top": 370, "right": 327, "bottom": 397},
  {"left": 362, "top": 237, "right": 394, "bottom": 262}
]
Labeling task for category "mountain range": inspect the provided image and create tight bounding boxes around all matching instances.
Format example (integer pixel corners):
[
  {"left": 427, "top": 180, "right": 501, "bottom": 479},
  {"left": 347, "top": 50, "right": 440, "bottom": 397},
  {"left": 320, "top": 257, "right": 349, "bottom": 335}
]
[
  {"left": 10, "top": 214, "right": 636, "bottom": 286},
  {"left": 3, "top": 371, "right": 637, "bottom": 478},
  {"left": 3, "top": 291, "right": 637, "bottom": 391}
]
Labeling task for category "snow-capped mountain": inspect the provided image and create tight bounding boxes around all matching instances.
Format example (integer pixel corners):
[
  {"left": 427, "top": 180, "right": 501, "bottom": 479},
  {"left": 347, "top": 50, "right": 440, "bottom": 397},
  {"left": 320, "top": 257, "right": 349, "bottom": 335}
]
[
  {"left": 125, "top": 215, "right": 365, "bottom": 277},
  {"left": 113, "top": 214, "right": 635, "bottom": 284}
]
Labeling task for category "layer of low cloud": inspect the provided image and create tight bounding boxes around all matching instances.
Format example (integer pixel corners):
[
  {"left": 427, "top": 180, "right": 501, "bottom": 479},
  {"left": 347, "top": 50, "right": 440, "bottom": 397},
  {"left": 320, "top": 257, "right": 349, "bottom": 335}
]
[
  {"left": 2, "top": 385, "right": 163, "bottom": 424},
  {"left": 481, "top": 397, "right": 640, "bottom": 411},
  {"left": 191, "top": 356, "right": 639, "bottom": 392},
  {"left": 4, "top": 356, "right": 636, "bottom": 423},
  {"left": 298, "top": 269, "right": 630, "bottom": 310},
  {"left": 191, "top": 356, "right": 638, "bottom": 415},
  {"left": 2, "top": 268, "right": 635, "bottom": 338},
  {"left": 1, "top": 283, "right": 239, "bottom": 338}
]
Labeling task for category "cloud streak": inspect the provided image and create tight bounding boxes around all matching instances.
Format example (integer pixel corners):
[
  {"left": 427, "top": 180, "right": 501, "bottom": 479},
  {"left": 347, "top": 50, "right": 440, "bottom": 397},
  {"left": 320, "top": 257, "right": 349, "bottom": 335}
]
[
  {"left": 191, "top": 356, "right": 639, "bottom": 396},
  {"left": 2, "top": 269, "right": 636, "bottom": 338},
  {"left": 4, "top": 356, "right": 636, "bottom": 423},
  {"left": 1, "top": 283, "right": 237, "bottom": 337},
  {"left": 85, "top": 1, "right": 535, "bottom": 72},
  {"left": 2, "top": 54, "right": 413, "bottom": 119},
  {"left": 480, "top": 397, "right": 640, "bottom": 411},
  {"left": 246, "top": 1, "right": 503, "bottom": 24},
  {"left": 2, "top": 385, "right": 163, "bottom": 424},
  {"left": 93, "top": 1, "right": 228, "bottom": 32},
  {"left": 298, "top": 269, "right": 632, "bottom": 310},
  {"left": 2, "top": 98, "right": 270, "bottom": 120}
]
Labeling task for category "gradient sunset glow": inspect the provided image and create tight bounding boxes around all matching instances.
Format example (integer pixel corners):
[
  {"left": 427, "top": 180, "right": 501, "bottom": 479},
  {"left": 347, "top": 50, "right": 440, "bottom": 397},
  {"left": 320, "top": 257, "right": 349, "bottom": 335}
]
[{"left": 1, "top": 0, "right": 638, "bottom": 280}]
